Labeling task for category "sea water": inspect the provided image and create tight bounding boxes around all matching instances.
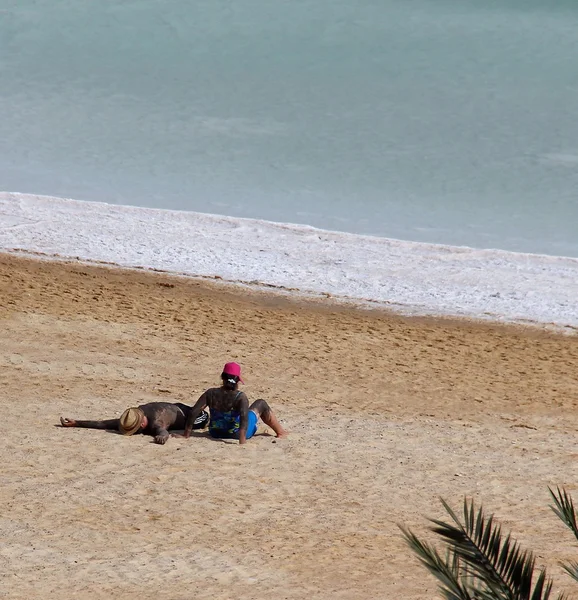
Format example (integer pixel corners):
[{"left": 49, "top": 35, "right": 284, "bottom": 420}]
[
  {"left": 1, "top": 0, "right": 578, "bottom": 257},
  {"left": 1, "top": 2, "right": 577, "bottom": 330}
]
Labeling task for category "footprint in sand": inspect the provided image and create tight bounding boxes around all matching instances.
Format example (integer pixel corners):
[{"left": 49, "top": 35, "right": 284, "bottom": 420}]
[
  {"left": 7, "top": 353, "right": 24, "bottom": 366},
  {"left": 6, "top": 354, "right": 51, "bottom": 372}
]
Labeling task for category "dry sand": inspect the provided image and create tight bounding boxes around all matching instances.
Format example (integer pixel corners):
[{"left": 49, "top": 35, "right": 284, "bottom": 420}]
[{"left": 1, "top": 252, "right": 577, "bottom": 599}]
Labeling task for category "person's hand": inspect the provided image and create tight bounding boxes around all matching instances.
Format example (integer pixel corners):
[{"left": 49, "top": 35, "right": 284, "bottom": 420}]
[
  {"left": 154, "top": 432, "right": 170, "bottom": 445},
  {"left": 60, "top": 417, "right": 77, "bottom": 427}
]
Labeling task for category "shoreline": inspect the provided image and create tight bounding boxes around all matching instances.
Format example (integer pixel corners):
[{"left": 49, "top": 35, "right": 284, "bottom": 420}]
[
  {"left": 4, "top": 247, "right": 577, "bottom": 339},
  {"left": 2, "top": 192, "right": 578, "bottom": 332}
]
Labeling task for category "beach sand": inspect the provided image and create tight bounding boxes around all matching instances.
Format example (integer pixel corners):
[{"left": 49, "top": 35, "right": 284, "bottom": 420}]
[{"left": 1, "top": 252, "right": 577, "bottom": 599}]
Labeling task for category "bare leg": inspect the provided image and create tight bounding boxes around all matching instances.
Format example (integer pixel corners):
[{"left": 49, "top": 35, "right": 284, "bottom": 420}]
[{"left": 249, "top": 400, "right": 288, "bottom": 438}]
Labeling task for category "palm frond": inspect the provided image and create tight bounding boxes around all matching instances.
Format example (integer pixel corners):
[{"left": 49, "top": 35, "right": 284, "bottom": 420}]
[
  {"left": 426, "top": 498, "right": 562, "bottom": 600},
  {"left": 561, "top": 562, "right": 578, "bottom": 584},
  {"left": 399, "top": 525, "right": 475, "bottom": 600},
  {"left": 548, "top": 486, "right": 578, "bottom": 584},
  {"left": 549, "top": 487, "right": 578, "bottom": 543}
]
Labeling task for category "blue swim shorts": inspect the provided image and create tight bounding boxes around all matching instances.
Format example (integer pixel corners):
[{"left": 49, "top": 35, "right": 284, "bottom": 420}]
[
  {"left": 246, "top": 410, "right": 258, "bottom": 439},
  {"left": 209, "top": 410, "right": 259, "bottom": 440}
]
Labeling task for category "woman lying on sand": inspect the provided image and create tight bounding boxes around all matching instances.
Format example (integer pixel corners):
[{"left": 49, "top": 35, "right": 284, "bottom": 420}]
[{"left": 183, "top": 362, "right": 287, "bottom": 444}]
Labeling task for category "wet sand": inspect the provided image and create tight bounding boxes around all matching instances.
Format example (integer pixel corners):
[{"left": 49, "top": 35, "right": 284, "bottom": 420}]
[{"left": 1, "top": 252, "right": 577, "bottom": 599}]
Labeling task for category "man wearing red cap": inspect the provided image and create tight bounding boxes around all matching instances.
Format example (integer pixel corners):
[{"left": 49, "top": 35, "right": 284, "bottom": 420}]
[{"left": 183, "top": 362, "right": 287, "bottom": 444}]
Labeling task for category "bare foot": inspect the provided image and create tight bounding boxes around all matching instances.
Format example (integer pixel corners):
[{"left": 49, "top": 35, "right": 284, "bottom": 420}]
[{"left": 60, "top": 417, "right": 77, "bottom": 427}]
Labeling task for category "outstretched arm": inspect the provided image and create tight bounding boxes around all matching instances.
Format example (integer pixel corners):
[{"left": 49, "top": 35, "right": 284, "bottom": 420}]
[
  {"left": 60, "top": 417, "right": 120, "bottom": 430},
  {"left": 183, "top": 393, "right": 208, "bottom": 438}
]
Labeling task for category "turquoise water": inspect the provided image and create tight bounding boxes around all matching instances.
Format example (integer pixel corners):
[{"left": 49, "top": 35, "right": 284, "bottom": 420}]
[{"left": 1, "top": 0, "right": 577, "bottom": 256}]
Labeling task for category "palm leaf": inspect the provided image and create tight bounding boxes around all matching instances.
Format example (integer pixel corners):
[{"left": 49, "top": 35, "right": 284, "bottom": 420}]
[
  {"left": 411, "top": 498, "right": 564, "bottom": 600},
  {"left": 549, "top": 487, "right": 578, "bottom": 543},
  {"left": 549, "top": 486, "right": 578, "bottom": 583},
  {"left": 560, "top": 562, "right": 578, "bottom": 584},
  {"left": 400, "top": 525, "right": 475, "bottom": 600}
]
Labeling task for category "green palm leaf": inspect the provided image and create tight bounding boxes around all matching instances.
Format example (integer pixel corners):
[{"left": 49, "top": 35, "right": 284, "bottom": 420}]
[
  {"left": 549, "top": 487, "right": 578, "bottom": 542},
  {"left": 560, "top": 562, "right": 578, "bottom": 584},
  {"left": 400, "top": 525, "right": 475, "bottom": 600},
  {"left": 403, "top": 497, "right": 565, "bottom": 600},
  {"left": 549, "top": 486, "right": 578, "bottom": 583}
]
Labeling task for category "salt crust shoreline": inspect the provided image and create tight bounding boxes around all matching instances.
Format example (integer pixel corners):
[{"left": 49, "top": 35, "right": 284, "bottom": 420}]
[{"left": 1, "top": 191, "right": 577, "bottom": 332}]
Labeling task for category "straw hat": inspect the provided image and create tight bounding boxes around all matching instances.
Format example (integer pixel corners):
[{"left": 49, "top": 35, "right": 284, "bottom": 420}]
[{"left": 119, "top": 407, "right": 145, "bottom": 435}]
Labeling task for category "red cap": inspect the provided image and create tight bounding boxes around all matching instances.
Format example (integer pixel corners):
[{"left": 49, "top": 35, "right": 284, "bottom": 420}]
[{"left": 222, "top": 362, "right": 244, "bottom": 383}]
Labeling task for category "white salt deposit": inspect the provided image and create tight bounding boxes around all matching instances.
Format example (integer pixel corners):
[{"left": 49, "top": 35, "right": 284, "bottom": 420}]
[{"left": 1, "top": 192, "right": 577, "bottom": 333}]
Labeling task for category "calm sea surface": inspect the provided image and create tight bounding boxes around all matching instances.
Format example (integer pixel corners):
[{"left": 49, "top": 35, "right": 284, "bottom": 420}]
[{"left": 1, "top": 0, "right": 577, "bottom": 256}]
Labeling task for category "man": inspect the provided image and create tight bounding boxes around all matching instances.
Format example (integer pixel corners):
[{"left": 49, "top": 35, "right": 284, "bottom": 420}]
[{"left": 60, "top": 402, "right": 209, "bottom": 444}]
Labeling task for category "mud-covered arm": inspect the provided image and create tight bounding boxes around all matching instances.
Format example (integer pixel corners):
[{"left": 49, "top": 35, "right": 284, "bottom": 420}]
[
  {"left": 149, "top": 422, "right": 171, "bottom": 445},
  {"left": 184, "top": 392, "right": 208, "bottom": 438},
  {"left": 60, "top": 417, "right": 120, "bottom": 430},
  {"left": 237, "top": 395, "right": 249, "bottom": 445}
]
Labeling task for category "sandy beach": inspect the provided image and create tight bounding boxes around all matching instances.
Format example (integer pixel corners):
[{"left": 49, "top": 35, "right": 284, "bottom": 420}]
[{"left": 1, "top": 251, "right": 577, "bottom": 600}]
